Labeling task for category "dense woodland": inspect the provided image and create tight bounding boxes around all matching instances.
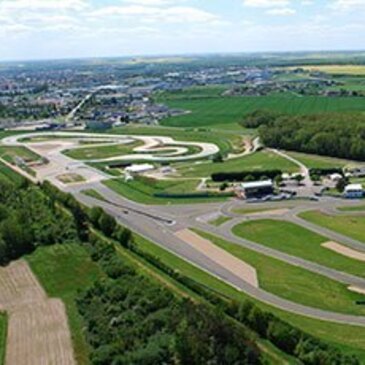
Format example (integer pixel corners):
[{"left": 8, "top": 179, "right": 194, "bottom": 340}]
[
  {"left": 0, "top": 175, "right": 361, "bottom": 364},
  {"left": 241, "top": 110, "right": 365, "bottom": 161}
]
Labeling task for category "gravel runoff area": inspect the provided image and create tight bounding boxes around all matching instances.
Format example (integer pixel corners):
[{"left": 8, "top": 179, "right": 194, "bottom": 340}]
[
  {"left": 175, "top": 229, "right": 258, "bottom": 288},
  {"left": 322, "top": 241, "right": 365, "bottom": 262},
  {"left": 0, "top": 260, "right": 75, "bottom": 365}
]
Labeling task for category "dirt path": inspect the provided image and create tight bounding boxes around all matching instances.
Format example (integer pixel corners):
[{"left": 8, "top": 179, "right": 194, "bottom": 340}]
[
  {"left": 0, "top": 260, "right": 75, "bottom": 365},
  {"left": 175, "top": 229, "right": 258, "bottom": 288},
  {"left": 322, "top": 241, "right": 365, "bottom": 262}
]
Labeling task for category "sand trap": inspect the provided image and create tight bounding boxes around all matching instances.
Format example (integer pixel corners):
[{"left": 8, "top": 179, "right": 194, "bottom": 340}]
[
  {"left": 249, "top": 208, "right": 290, "bottom": 216},
  {"left": 0, "top": 260, "right": 76, "bottom": 365},
  {"left": 175, "top": 229, "right": 258, "bottom": 288},
  {"left": 322, "top": 241, "right": 365, "bottom": 262},
  {"left": 348, "top": 286, "right": 365, "bottom": 295}
]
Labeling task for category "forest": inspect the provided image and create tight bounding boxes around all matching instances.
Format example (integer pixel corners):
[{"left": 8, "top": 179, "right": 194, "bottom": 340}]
[
  {"left": 241, "top": 110, "right": 365, "bottom": 161},
  {"left": 0, "top": 176, "right": 361, "bottom": 365}
]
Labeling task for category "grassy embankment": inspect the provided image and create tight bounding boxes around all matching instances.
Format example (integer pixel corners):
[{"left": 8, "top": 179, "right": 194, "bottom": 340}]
[
  {"left": 27, "top": 244, "right": 103, "bottom": 365},
  {"left": 299, "top": 211, "right": 365, "bottom": 243},
  {"left": 103, "top": 176, "right": 230, "bottom": 205},
  {"left": 0, "top": 314, "right": 7, "bottom": 365},
  {"left": 232, "top": 219, "right": 365, "bottom": 278}
]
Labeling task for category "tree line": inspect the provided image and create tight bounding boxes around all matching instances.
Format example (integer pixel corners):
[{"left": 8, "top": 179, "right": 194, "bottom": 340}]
[
  {"left": 1, "top": 176, "right": 361, "bottom": 365},
  {"left": 240, "top": 110, "right": 365, "bottom": 161}
]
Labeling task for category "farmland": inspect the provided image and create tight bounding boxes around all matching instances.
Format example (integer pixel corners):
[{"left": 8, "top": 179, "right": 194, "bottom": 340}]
[
  {"left": 159, "top": 94, "right": 365, "bottom": 127},
  {"left": 294, "top": 65, "right": 365, "bottom": 75},
  {"left": 232, "top": 219, "right": 365, "bottom": 278}
]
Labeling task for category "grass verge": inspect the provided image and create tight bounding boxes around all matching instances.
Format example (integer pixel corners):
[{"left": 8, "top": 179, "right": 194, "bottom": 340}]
[
  {"left": 0, "top": 313, "right": 7, "bottom": 365},
  {"left": 232, "top": 219, "right": 365, "bottom": 279},
  {"left": 26, "top": 243, "right": 103, "bottom": 365}
]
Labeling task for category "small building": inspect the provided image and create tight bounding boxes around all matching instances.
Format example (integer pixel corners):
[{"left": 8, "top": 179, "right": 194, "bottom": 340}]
[
  {"left": 344, "top": 184, "right": 364, "bottom": 199},
  {"left": 125, "top": 163, "right": 154, "bottom": 174},
  {"left": 329, "top": 173, "right": 343, "bottom": 182},
  {"left": 237, "top": 180, "right": 274, "bottom": 199}
]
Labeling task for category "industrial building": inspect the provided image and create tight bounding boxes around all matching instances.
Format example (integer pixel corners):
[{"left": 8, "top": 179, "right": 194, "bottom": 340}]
[{"left": 237, "top": 180, "right": 274, "bottom": 199}]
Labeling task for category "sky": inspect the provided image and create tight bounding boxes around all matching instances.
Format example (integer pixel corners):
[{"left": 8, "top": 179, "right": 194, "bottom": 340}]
[{"left": 0, "top": 0, "right": 364, "bottom": 61}]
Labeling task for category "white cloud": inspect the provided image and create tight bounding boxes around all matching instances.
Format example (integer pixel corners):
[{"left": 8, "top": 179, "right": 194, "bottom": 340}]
[
  {"left": 0, "top": 0, "right": 88, "bottom": 11},
  {"left": 266, "top": 7, "right": 296, "bottom": 15},
  {"left": 243, "top": 0, "right": 290, "bottom": 8},
  {"left": 331, "top": 0, "right": 365, "bottom": 11}
]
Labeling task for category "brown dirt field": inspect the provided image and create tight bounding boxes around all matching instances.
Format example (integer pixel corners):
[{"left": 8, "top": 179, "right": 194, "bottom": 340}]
[
  {"left": 0, "top": 260, "right": 76, "bottom": 365},
  {"left": 175, "top": 229, "right": 258, "bottom": 288},
  {"left": 322, "top": 241, "right": 365, "bottom": 262}
]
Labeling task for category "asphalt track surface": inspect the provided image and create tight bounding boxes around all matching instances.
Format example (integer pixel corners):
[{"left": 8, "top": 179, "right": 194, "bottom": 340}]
[{"left": 4, "top": 132, "right": 365, "bottom": 327}]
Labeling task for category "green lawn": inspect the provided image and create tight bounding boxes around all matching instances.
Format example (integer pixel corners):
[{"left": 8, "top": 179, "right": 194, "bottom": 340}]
[
  {"left": 175, "top": 150, "right": 298, "bottom": 178},
  {"left": 0, "top": 146, "right": 40, "bottom": 164},
  {"left": 26, "top": 243, "right": 103, "bottom": 365},
  {"left": 209, "top": 215, "right": 232, "bottom": 226},
  {"left": 104, "top": 125, "right": 249, "bottom": 156},
  {"left": 0, "top": 313, "right": 7, "bottom": 365},
  {"left": 338, "top": 205, "right": 365, "bottom": 212},
  {"left": 103, "top": 176, "right": 230, "bottom": 204},
  {"left": 232, "top": 219, "right": 365, "bottom": 278},
  {"left": 63, "top": 140, "right": 142, "bottom": 160},
  {"left": 82, "top": 189, "right": 107, "bottom": 202},
  {"left": 0, "top": 161, "right": 24, "bottom": 185},
  {"left": 287, "top": 151, "right": 357, "bottom": 169},
  {"left": 299, "top": 211, "right": 365, "bottom": 243},
  {"left": 194, "top": 229, "right": 365, "bottom": 316},
  {"left": 132, "top": 232, "right": 365, "bottom": 362},
  {"left": 159, "top": 95, "right": 365, "bottom": 127}
]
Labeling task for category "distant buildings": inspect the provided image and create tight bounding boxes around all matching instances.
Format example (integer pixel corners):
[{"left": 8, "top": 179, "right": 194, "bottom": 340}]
[{"left": 237, "top": 180, "right": 274, "bottom": 199}]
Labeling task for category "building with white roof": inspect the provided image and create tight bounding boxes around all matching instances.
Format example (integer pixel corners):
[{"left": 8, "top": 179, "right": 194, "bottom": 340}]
[
  {"left": 237, "top": 180, "right": 273, "bottom": 199},
  {"left": 344, "top": 184, "right": 363, "bottom": 199},
  {"left": 125, "top": 163, "right": 154, "bottom": 174}
]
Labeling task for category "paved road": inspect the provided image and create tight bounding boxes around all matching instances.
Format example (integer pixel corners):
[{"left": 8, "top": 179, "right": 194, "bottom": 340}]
[{"left": 5, "top": 131, "right": 365, "bottom": 327}]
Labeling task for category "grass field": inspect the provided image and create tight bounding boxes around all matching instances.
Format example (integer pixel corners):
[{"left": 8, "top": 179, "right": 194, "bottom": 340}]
[
  {"left": 297, "top": 65, "right": 365, "bottom": 75},
  {"left": 0, "top": 146, "right": 40, "bottom": 164},
  {"left": 175, "top": 150, "right": 298, "bottom": 177},
  {"left": 103, "top": 125, "right": 250, "bottom": 157},
  {"left": 159, "top": 94, "right": 365, "bottom": 127},
  {"left": 194, "top": 229, "right": 365, "bottom": 315},
  {"left": 287, "top": 151, "right": 358, "bottom": 169},
  {"left": 132, "top": 232, "right": 365, "bottom": 361},
  {"left": 209, "top": 215, "right": 232, "bottom": 226},
  {"left": 338, "top": 205, "right": 365, "bottom": 212},
  {"left": 0, "top": 313, "right": 6, "bottom": 365},
  {"left": 26, "top": 244, "right": 103, "bottom": 365},
  {"left": 299, "top": 211, "right": 365, "bottom": 243},
  {"left": 232, "top": 219, "right": 365, "bottom": 278},
  {"left": 82, "top": 189, "right": 107, "bottom": 202},
  {"left": 0, "top": 161, "right": 24, "bottom": 185},
  {"left": 64, "top": 140, "right": 142, "bottom": 160},
  {"left": 103, "top": 176, "right": 229, "bottom": 204}
]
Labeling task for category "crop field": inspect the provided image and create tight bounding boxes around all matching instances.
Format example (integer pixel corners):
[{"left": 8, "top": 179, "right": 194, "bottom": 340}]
[
  {"left": 159, "top": 94, "right": 365, "bottom": 127},
  {"left": 0, "top": 314, "right": 6, "bottom": 365},
  {"left": 299, "top": 211, "right": 365, "bottom": 243},
  {"left": 27, "top": 244, "right": 103, "bottom": 365},
  {"left": 296, "top": 65, "right": 365, "bottom": 75},
  {"left": 103, "top": 177, "right": 229, "bottom": 204},
  {"left": 63, "top": 141, "right": 143, "bottom": 160},
  {"left": 133, "top": 232, "right": 365, "bottom": 361},
  {"left": 175, "top": 150, "right": 298, "bottom": 177},
  {"left": 0, "top": 146, "right": 40, "bottom": 164},
  {"left": 287, "top": 151, "right": 359, "bottom": 169},
  {"left": 232, "top": 219, "right": 365, "bottom": 278}
]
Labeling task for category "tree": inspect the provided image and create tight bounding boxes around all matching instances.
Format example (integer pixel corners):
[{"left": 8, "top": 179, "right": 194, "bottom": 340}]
[{"left": 98, "top": 212, "right": 117, "bottom": 237}]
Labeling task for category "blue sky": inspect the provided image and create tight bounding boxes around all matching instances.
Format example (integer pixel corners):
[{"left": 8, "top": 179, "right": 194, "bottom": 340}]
[{"left": 0, "top": 0, "right": 364, "bottom": 61}]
